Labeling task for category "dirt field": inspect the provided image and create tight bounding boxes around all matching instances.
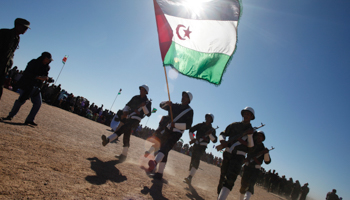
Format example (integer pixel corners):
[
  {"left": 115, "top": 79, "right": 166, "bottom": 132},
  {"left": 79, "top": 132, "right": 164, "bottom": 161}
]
[{"left": 0, "top": 89, "right": 287, "bottom": 200}]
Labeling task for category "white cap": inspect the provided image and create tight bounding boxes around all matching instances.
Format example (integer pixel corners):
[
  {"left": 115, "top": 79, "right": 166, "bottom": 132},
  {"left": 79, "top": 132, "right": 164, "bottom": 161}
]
[
  {"left": 182, "top": 91, "right": 193, "bottom": 103},
  {"left": 139, "top": 84, "right": 149, "bottom": 94},
  {"left": 241, "top": 106, "right": 255, "bottom": 120},
  {"left": 205, "top": 113, "right": 214, "bottom": 122}
]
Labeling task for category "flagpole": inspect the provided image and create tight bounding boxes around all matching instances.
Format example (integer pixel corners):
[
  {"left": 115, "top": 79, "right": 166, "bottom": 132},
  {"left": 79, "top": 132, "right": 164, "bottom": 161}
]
[
  {"left": 55, "top": 63, "right": 65, "bottom": 84},
  {"left": 163, "top": 66, "right": 174, "bottom": 122},
  {"left": 110, "top": 88, "right": 122, "bottom": 112},
  {"left": 144, "top": 117, "right": 150, "bottom": 127}
]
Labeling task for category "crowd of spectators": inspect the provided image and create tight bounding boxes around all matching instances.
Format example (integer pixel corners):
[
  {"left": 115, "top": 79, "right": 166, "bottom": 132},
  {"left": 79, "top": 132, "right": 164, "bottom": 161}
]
[{"left": 253, "top": 168, "right": 310, "bottom": 200}]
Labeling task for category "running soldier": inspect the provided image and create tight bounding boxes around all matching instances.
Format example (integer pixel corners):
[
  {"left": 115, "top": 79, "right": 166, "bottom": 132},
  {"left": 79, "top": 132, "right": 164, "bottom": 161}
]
[
  {"left": 101, "top": 85, "right": 151, "bottom": 162},
  {"left": 239, "top": 130, "right": 271, "bottom": 200},
  {"left": 143, "top": 114, "right": 172, "bottom": 158},
  {"left": 217, "top": 107, "right": 255, "bottom": 200},
  {"left": 146, "top": 91, "right": 194, "bottom": 180},
  {"left": 183, "top": 113, "right": 218, "bottom": 185}
]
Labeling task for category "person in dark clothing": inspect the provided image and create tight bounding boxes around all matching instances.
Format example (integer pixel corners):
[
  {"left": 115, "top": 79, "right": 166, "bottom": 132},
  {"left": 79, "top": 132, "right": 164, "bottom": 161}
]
[
  {"left": 268, "top": 170, "right": 279, "bottom": 193},
  {"left": 239, "top": 131, "right": 271, "bottom": 200},
  {"left": 101, "top": 85, "right": 151, "bottom": 162},
  {"left": 217, "top": 106, "right": 255, "bottom": 200},
  {"left": 146, "top": 91, "right": 194, "bottom": 180},
  {"left": 326, "top": 189, "right": 340, "bottom": 200},
  {"left": 278, "top": 175, "right": 287, "bottom": 195},
  {"left": 8, "top": 66, "right": 18, "bottom": 80},
  {"left": 284, "top": 177, "right": 294, "bottom": 197},
  {"left": 299, "top": 183, "right": 309, "bottom": 200},
  {"left": 291, "top": 180, "right": 301, "bottom": 200},
  {"left": 0, "top": 18, "right": 30, "bottom": 102},
  {"left": 2, "top": 52, "right": 53, "bottom": 126},
  {"left": 183, "top": 113, "right": 218, "bottom": 185}
]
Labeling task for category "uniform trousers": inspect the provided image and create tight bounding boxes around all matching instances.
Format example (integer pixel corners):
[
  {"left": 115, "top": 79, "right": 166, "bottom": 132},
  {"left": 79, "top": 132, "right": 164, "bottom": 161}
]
[
  {"left": 116, "top": 118, "right": 140, "bottom": 147},
  {"left": 218, "top": 151, "right": 245, "bottom": 193},
  {"left": 158, "top": 129, "right": 182, "bottom": 163},
  {"left": 240, "top": 165, "right": 260, "bottom": 194},
  {"left": 189, "top": 143, "right": 206, "bottom": 170}
]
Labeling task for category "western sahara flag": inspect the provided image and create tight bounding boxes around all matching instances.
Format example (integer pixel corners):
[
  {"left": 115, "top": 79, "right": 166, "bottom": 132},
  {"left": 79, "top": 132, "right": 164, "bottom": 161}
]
[
  {"left": 62, "top": 55, "right": 68, "bottom": 64},
  {"left": 154, "top": 0, "right": 241, "bottom": 85}
]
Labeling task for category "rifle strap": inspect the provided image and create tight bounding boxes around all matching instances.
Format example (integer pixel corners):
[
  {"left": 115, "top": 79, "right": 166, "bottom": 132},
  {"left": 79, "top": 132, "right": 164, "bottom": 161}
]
[
  {"left": 237, "top": 138, "right": 248, "bottom": 146},
  {"left": 173, "top": 108, "right": 192, "bottom": 123},
  {"left": 253, "top": 157, "right": 262, "bottom": 165}
]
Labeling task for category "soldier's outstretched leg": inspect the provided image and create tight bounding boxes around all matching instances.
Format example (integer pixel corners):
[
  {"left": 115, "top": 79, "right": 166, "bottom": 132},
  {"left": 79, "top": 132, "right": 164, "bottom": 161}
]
[{"left": 101, "top": 122, "right": 124, "bottom": 146}]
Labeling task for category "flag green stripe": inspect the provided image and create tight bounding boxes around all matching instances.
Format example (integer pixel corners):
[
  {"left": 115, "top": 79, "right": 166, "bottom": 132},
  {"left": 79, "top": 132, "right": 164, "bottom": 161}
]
[{"left": 163, "top": 42, "right": 231, "bottom": 85}]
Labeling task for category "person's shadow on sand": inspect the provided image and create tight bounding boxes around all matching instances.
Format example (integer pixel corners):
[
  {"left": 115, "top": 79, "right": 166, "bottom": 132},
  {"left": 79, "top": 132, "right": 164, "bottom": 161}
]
[
  {"left": 85, "top": 157, "right": 127, "bottom": 185},
  {"left": 185, "top": 184, "right": 205, "bottom": 200},
  {"left": 141, "top": 179, "right": 169, "bottom": 200}
]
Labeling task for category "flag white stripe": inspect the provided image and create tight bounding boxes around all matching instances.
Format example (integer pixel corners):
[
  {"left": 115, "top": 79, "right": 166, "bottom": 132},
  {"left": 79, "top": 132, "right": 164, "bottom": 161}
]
[{"left": 165, "top": 14, "right": 238, "bottom": 56}]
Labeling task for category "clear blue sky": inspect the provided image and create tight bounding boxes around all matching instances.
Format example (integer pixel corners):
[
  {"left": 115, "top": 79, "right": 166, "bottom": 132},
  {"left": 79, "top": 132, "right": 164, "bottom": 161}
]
[{"left": 1, "top": 1, "right": 350, "bottom": 199}]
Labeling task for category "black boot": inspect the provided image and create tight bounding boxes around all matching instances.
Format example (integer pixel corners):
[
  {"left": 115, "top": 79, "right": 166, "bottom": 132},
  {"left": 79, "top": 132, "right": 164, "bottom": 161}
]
[
  {"left": 153, "top": 172, "right": 163, "bottom": 180},
  {"left": 119, "top": 154, "right": 127, "bottom": 162},
  {"left": 183, "top": 176, "right": 192, "bottom": 185},
  {"left": 101, "top": 135, "right": 109, "bottom": 146}
]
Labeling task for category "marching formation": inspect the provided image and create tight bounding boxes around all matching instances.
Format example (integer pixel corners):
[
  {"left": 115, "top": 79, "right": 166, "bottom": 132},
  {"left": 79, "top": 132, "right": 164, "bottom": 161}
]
[{"left": 98, "top": 83, "right": 272, "bottom": 200}]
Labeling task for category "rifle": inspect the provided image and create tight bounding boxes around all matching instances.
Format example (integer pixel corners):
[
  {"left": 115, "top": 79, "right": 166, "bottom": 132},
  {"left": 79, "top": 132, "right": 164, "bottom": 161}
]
[
  {"left": 123, "top": 99, "right": 152, "bottom": 119},
  {"left": 244, "top": 146, "right": 275, "bottom": 164},
  {"left": 190, "top": 126, "right": 219, "bottom": 145},
  {"left": 152, "top": 115, "right": 171, "bottom": 137},
  {"left": 216, "top": 123, "right": 265, "bottom": 151}
]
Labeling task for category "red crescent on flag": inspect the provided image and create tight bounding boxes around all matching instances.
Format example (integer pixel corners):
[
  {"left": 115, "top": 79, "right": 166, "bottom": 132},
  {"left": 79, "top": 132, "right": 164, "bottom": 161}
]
[{"left": 176, "top": 24, "right": 186, "bottom": 40}]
